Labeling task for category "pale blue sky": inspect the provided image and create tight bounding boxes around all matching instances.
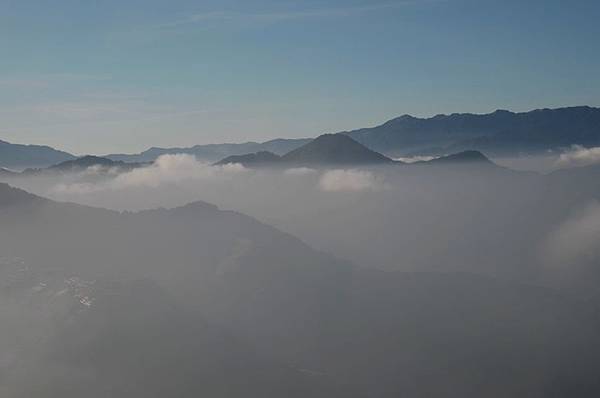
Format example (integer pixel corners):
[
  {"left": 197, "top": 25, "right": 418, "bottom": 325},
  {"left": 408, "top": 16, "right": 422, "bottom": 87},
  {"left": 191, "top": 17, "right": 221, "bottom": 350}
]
[{"left": 1, "top": 0, "right": 599, "bottom": 154}]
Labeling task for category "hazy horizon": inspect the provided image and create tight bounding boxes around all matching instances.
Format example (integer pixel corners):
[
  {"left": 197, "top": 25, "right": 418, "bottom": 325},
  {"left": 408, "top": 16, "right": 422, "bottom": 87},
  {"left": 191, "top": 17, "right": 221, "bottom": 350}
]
[
  {"left": 3, "top": 2, "right": 600, "bottom": 397},
  {"left": 2, "top": 0, "right": 600, "bottom": 154}
]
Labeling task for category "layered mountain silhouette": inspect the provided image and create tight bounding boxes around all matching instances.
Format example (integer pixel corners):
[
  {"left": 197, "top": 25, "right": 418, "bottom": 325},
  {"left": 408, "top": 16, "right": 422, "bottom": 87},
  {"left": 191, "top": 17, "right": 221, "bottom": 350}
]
[
  {"left": 216, "top": 134, "right": 503, "bottom": 170},
  {"left": 418, "top": 150, "right": 496, "bottom": 166},
  {"left": 215, "top": 150, "right": 283, "bottom": 168},
  {"left": 4, "top": 106, "right": 600, "bottom": 168},
  {"left": 216, "top": 133, "right": 393, "bottom": 167},
  {"left": 281, "top": 133, "right": 393, "bottom": 166},
  {"left": 2, "top": 183, "right": 600, "bottom": 397},
  {"left": 46, "top": 155, "right": 144, "bottom": 172},
  {"left": 0, "top": 167, "right": 17, "bottom": 178},
  {"left": 0, "top": 183, "right": 44, "bottom": 207},
  {"left": 344, "top": 106, "right": 600, "bottom": 156},
  {"left": 8, "top": 156, "right": 146, "bottom": 178},
  {"left": 0, "top": 139, "right": 75, "bottom": 169},
  {"left": 112, "top": 105, "right": 600, "bottom": 161},
  {"left": 106, "top": 138, "right": 311, "bottom": 163}
]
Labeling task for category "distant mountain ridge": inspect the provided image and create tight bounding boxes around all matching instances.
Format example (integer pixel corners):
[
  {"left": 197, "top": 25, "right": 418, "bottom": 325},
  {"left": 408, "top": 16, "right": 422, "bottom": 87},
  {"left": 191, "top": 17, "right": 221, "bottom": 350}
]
[
  {"left": 281, "top": 133, "right": 392, "bottom": 166},
  {"left": 344, "top": 106, "right": 600, "bottom": 156},
  {"left": 47, "top": 155, "right": 144, "bottom": 172},
  {"left": 0, "top": 139, "right": 75, "bottom": 169},
  {"left": 4, "top": 106, "right": 600, "bottom": 167},
  {"left": 215, "top": 151, "right": 283, "bottom": 168},
  {"left": 106, "top": 138, "right": 311, "bottom": 164},
  {"left": 111, "top": 106, "right": 600, "bottom": 161},
  {"left": 422, "top": 150, "right": 494, "bottom": 165},
  {"left": 216, "top": 134, "right": 394, "bottom": 167},
  {"left": 216, "top": 133, "right": 498, "bottom": 169}
]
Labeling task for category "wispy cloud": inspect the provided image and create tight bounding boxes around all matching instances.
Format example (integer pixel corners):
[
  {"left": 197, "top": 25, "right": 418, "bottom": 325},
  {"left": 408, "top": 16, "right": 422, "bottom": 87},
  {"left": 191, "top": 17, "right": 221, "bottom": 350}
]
[
  {"left": 542, "top": 201, "right": 600, "bottom": 268},
  {"left": 50, "top": 154, "right": 249, "bottom": 195},
  {"left": 0, "top": 73, "right": 112, "bottom": 90},
  {"left": 318, "top": 169, "right": 387, "bottom": 192},
  {"left": 556, "top": 145, "right": 600, "bottom": 168},
  {"left": 159, "top": 1, "right": 435, "bottom": 29}
]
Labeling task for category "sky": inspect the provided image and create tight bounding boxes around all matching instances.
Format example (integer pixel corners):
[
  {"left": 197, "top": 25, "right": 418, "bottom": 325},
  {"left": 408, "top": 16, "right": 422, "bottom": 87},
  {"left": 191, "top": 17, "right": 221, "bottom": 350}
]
[{"left": 0, "top": 0, "right": 599, "bottom": 155}]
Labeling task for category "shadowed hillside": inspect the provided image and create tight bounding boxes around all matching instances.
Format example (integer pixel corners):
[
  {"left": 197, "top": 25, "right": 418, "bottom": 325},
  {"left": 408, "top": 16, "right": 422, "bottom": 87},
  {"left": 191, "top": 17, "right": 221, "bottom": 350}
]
[{"left": 1, "top": 183, "right": 600, "bottom": 397}]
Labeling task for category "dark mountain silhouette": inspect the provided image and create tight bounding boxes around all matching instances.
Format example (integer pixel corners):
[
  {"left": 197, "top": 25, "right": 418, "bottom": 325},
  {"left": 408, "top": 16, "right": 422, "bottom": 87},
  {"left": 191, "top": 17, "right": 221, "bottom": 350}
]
[
  {"left": 2, "top": 183, "right": 600, "bottom": 397},
  {"left": 5, "top": 275, "right": 354, "bottom": 398},
  {"left": 0, "top": 167, "right": 18, "bottom": 178},
  {"left": 47, "top": 155, "right": 143, "bottom": 172},
  {"left": 118, "top": 106, "right": 600, "bottom": 164},
  {"left": 14, "top": 155, "right": 145, "bottom": 178},
  {"left": 0, "top": 183, "right": 44, "bottom": 207},
  {"left": 0, "top": 183, "right": 359, "bottom": 398},
  {"left": 214, "top": 151, "right": 282, "bottom": 167},
  {"left": 0, "top": 139, "right": 75, "bottom": 169},
  {"left": 344, "top": 106, "right": 600, "bottom": 156},
  {"left": 215, "top": 136, "right": 505, "bottom": 170},
  {"left": 281, "top": 133, "right": 393, "bottom": 166},
  {"left": 9, "top": 106, "right": 600, "bottom": 168},
  {"left": 106, "top": 138, "right": 310, "bottom": 163},
  {"left": 420, "top": 150, "right": 495, "bottom": 165},
  {"left": 215, "top": 133, "right": 393, "bottom": 168}
]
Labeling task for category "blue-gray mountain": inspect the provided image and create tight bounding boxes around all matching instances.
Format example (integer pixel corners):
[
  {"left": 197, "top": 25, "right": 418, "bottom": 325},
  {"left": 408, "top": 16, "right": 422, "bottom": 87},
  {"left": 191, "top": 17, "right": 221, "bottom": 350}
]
[
  {"left": 344, "top": 106, "right": 600, "bottom": 156},
  {"left": 105, "top": 138, "right": 312, "bottom": 164},
  {"left": 2, "top": 183, "right": 600, "bottom": 397},
  {"left": 0, "top": 139, "right": 75, "bottom": 169},
  {"left": 215, "top": 133, "right": 394, "bottom": 167},
  {"left": 2, "top": 106, "right": 599, "bottom": 168},
  {"left": 215, "top": 133, "right": 498, "bottom": 169},
  {"left": 106, "top": 105, "right": 600, "bottom": 160}
]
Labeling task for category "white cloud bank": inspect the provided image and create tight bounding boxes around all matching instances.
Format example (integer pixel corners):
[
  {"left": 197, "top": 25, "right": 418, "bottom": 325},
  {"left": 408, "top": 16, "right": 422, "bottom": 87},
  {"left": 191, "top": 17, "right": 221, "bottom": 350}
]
[
  {"left": 52, "top": 154, "right": 247, "bottom": 195},
  {"left": 394, "top": 155, "right": 438, "bottom": 163},
  {"left": 113, "top": 154, "right": 247, "bottom": 188},
  {"left": 543, "top": 202, "right": 600, "bottom": 267},
  {"left": 284, "top": 167, "right": 317, "bottom": 176},
  {"left": 556, "top": 145, "right": 600, "bottom": 168},
  {"left": 318, "top": 169, "right": 386, "bottom": 192}
]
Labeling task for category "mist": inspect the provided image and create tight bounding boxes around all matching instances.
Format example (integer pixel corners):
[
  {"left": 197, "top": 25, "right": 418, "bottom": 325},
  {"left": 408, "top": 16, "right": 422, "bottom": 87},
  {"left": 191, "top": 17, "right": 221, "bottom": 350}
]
[
  {"left": 7, "top": 154, "right": 600, "bottom": 289},
  {"left": 3, "top": 148, "right": 600, "bottom": 397},
  {"left": 3, "top": 0, "right": 600, "bottom": 393}
]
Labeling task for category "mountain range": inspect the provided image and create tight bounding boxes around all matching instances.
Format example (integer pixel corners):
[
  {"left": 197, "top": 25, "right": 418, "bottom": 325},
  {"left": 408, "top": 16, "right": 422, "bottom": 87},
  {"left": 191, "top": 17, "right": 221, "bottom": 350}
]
[
  {"left": 1, "top": 182, "right": 600, "bottom": 397},
  {"left": 2, "top": 106, "right": 599, "bottom": 169},
  {"left": 215, "top": 133, "right": 394, "bottom": 167},
  {"left": 216, "top": 133, "right": 498, "bottom": 170},
  {"left": 0, "top": 139, "right": 75, "bottom": 169},
  {"left": 344, "top": 106, "right": 600, "bottom": 157},
  {"left": 0, "top": 134, "right": 497, "bottom": 179},
  {"left": 105, "top": 138, "right": 312, "bottom": 164}
]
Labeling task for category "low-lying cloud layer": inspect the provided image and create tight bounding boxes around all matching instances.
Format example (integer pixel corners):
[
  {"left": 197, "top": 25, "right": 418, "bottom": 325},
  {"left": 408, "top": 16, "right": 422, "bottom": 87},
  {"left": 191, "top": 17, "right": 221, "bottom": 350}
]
[
  {"left": 49, "top": 155, "right": 388, "bottom": 200},
  {"left": 113, "top": 154, "right": 247, "bottom": 188},
  {"left": 318, "top": 169, "right": 386, "bottom": 192},
  {"left": 543, "top": 201, "right": 600, "bottom": 268},
  {"left": 394, "top": 155, "right": 438, "bottom": 163},
  {"left": 51, "top": 154, "right": 248, "bottom": 195},
  {"left": 9, "top": 153, "right": 600, "bottom": 298},
  {"left": 556, "top": 145, "right": 600, "bottom": 168}
]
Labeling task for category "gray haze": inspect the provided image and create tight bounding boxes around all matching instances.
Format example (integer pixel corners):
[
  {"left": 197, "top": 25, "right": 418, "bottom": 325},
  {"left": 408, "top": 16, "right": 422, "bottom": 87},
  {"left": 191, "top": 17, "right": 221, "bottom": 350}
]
[{"left": 2, "top": 150, "right": 600, "bottom": 397}]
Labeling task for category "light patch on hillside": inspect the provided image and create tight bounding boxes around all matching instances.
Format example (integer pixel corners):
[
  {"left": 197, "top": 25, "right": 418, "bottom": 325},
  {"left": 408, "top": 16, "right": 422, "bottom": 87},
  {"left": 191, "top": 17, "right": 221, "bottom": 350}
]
[
  {"left": 51, "top": 154, "right": 248, "bottom": 194},
  {"left": 284, "top": 167, "right": 317, "bottom": 176},
  {"left": 318, "top": 169, "right": 386, "bottom": 192},
  {"left": 394, "top": 155, "right": 438, "bottom": 163},
  {"left": 543, "top": 201, "right": 600, "bottom": 267},
  {"left": 556, "top": 145, "right": 600, "bottom": 168}
]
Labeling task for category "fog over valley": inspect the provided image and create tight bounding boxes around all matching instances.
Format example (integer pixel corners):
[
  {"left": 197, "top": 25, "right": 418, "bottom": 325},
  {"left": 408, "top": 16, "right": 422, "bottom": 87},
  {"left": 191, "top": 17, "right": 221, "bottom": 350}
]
[
  {"left": 3, "top": 119, "right": 600, "bottom": 396},
  {"left": 2, "top": 1, "right": 600, "bottom": 393}
]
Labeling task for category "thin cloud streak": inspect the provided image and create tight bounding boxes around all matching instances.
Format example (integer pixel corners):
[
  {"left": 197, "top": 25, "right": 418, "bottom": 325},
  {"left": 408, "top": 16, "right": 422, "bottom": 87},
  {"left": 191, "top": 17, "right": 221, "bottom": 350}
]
[
  {"left": 0, "top": 74, "right": 112, "bottom": 90},
  {"left": 159, "top": 1, "right": 440, "bottom": 29}
]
